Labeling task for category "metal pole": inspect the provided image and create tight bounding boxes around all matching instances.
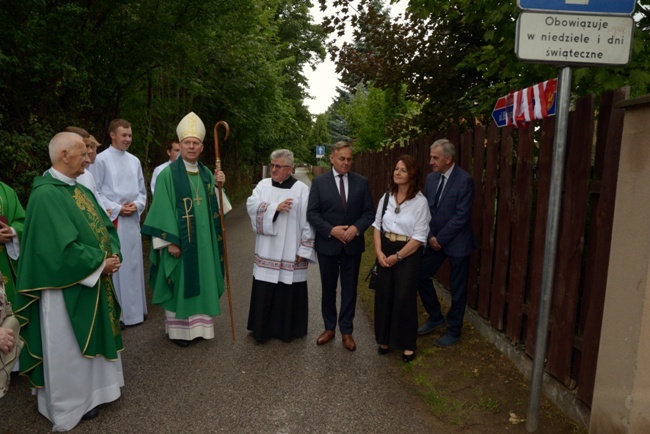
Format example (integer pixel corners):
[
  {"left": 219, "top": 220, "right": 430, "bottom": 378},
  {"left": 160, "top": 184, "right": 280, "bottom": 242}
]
[{"left": 526, "top": 66, "right": 572, "bottom": 432}]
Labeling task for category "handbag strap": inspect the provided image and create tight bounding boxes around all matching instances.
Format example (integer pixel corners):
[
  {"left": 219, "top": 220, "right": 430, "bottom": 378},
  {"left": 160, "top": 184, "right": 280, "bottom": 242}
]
[{"left": 380, "top": 191, "right": 389, "bottom": 233}]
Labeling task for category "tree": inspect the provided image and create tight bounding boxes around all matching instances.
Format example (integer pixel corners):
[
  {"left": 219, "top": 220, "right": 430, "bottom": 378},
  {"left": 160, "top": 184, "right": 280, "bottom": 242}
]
[
  {"left": 0, "top": 0, "right": 326, "bottom": 202},
  {"left": 319, "top": 0, "right": 650, "bottom": 135}
]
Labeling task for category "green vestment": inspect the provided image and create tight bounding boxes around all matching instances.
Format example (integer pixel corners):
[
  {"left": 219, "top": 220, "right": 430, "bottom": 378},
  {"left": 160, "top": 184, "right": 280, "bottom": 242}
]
[
  {"left": 0, "top": 181, "right": 25, "bottom": 304},
  {"left": 13, "top": 174, "right": 123, "bottom": 388},
  {"left": 141, "top": 159, "right": 225, "bottom": 318}
]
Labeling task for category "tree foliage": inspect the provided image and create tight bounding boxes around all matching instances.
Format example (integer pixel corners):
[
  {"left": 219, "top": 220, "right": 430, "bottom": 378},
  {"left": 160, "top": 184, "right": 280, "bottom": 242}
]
[{"left": 0, "top": 0, "right": 325, "bottom": 202}]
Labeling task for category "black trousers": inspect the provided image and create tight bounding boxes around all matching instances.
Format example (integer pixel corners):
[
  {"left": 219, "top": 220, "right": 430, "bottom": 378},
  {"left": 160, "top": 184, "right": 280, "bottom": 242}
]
[{"left": 374, "top": 237, "right": 423, "bottom": 351}]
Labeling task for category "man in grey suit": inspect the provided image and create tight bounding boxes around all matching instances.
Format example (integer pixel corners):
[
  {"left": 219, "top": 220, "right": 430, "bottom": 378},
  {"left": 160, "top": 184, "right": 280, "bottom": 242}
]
[
  {"left": 417, "top": 139, "right": 475, "bottom": 347},
  {"left": 307, "top": 141, "right": 374, "bottom": 351}
]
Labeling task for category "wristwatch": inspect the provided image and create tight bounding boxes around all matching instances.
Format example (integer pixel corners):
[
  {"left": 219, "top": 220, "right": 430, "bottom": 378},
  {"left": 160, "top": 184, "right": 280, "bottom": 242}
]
[{"left": 396, "top": 251, "right": 403, "bottom": 262}]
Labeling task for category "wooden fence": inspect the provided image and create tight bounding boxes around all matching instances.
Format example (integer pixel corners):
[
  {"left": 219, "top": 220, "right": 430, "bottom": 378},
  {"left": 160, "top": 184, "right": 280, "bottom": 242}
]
[{"left": 353, "top": 87, "right": 628, "bottom": 408}]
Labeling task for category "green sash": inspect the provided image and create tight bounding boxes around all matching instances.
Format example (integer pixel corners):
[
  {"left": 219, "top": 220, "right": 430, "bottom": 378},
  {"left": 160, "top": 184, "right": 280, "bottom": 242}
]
[{"left": 169, "top": 158, "right": 223, "bottom": 298}]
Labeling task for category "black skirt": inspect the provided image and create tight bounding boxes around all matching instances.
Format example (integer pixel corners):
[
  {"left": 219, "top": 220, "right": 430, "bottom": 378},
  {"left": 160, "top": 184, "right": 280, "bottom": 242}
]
[{"left": 247, "top": 278, "right": 308, "bottom": 343}]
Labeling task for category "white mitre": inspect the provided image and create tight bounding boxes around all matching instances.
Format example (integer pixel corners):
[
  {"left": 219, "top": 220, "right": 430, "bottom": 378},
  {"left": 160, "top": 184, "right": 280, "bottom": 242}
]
[{"left": 176, "top": 112, "right": 206, "bottom": 142}]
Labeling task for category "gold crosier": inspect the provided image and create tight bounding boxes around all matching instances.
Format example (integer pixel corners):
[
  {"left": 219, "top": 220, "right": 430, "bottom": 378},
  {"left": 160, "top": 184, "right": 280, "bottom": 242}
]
[{"left": 213, "top": 120, "right": 235, "bottom": 343}]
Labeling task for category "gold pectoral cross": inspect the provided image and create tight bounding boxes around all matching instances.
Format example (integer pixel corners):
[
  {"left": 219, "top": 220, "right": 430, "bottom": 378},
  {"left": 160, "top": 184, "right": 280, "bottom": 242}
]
[
  {"left": 183, "top": 197, "right": 194, "bottom": 243},
  {"left": 189, "top": 175, "right": 203, "bottom": 206}
]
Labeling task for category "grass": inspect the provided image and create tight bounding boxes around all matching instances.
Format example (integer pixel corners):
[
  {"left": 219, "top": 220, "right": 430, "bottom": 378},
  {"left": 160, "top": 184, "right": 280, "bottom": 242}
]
[{"left": 356, "top": 228, "right": 586, "bottom": 433}]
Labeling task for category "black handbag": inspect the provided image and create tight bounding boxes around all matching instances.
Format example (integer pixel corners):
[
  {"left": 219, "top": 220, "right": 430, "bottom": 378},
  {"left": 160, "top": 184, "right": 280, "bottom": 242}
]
[
  {"left": 367, "top": 261, "right": 380, "bottom": 289},
  {"left": 366, "top": 192, "right": 389, "bottom": 290}
]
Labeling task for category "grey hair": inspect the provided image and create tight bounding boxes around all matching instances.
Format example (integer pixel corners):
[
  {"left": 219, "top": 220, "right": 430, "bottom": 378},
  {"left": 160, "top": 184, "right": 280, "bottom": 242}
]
[
  {"left": 331, "top": 141, "right": 353, "bottom": 152},
  {"left": 270, "top": 149, "right": 294, "bottom": 166},
  {"left": 430, "top": 139, "right": 456, "bottom": 158},
  {"left": 49, "top": 132, "right": 82, "bottom": 164}
]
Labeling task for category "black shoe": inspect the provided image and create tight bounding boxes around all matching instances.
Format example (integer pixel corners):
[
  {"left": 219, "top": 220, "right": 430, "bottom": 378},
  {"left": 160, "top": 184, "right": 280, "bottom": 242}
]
[
  {"left": 120, "top": 321, "right": 126, "bottom": 330},
  {"left": 171, "top": 339, "right": 189, "bottom": 347},
  {"left": 417, "top": 318, "right": 446, "bottom": 335},
  {"left": 434, "top": 334, "right": 460, "bottom": 347},
  {"left": 81, "top": 407, "right": 99, "bottom": 421},
  {"left": 402, "top": 351, "right": 416, "bottom": 363},
  {"left": 378, "top": 346, "right": 390, "bottom": 355}
]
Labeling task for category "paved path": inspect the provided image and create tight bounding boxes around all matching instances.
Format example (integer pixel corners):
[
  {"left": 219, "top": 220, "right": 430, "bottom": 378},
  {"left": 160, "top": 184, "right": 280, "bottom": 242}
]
[{"left": 1, "top": 167, "right": 442, "bottom": 433}]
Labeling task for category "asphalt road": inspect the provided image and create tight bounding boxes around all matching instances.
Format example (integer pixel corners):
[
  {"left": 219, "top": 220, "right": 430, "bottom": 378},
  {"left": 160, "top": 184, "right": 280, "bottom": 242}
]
[{"left": 0, "top": 167, "right": 442, "bottom": 433}]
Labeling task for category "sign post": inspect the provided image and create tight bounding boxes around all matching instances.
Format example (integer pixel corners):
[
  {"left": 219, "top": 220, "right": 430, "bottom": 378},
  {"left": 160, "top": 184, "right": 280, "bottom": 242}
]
[
  {"left": 513, "top": 1, "right": 635, "bottom": 432},
  {"left": 526, "top": 67, "right": 572, "bottom": 432}
]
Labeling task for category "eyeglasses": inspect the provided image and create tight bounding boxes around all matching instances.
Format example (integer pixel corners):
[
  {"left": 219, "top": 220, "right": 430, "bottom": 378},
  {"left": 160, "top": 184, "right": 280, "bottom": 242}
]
[{"left": 269, "top": 164, "right": 292, "bottom": 170}]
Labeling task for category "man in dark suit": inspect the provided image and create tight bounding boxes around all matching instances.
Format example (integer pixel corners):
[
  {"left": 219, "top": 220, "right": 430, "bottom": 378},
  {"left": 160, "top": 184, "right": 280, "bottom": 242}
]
[
  {"left": 417, "top": 139, "right": 475, "bottom": 347},
  {"left": 307, "top": 141, "right": 374, "bottom": 351}
]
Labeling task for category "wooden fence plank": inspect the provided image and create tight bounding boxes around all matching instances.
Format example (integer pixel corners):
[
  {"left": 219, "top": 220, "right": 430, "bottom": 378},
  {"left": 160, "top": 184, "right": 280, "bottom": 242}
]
[
  {"left": 577, "top": 88, "right": 628, "bottom": 405},
  {"left": 505, "top": 127, "right": 534, "bottom": 342},
  {"left": 489, "top": 128, "right": 513, "bottom": 330},
  {"left": 478, "top": 124, "right": 500, "bottom": 317},
  {"left": 468, "top": 126, "right": 486, "bottom": 308},
  {"left": 525, "top": 118, "right": 555, "bottom": 356},
  {"left": 546, "top": 94, "right": 595, "bottom": 385},
  {"left": 460, "top": 131, "right": 472, "bottom": 174}
]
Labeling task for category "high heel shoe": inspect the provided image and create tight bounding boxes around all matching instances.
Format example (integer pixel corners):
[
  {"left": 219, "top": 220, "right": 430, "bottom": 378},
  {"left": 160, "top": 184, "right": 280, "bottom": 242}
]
[
  {"left": 378, "top": 346, "right": 390, "bottom": 355},
  {"left": 402, "top": 351, "right": 416, "bottom": 363}
]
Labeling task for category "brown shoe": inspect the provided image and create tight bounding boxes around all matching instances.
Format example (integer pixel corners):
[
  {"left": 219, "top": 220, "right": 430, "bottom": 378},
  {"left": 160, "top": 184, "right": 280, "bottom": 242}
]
[
  {"left": 316, "top": 330, "right": 335, "bottom": 345},
  {"left": 342, "top": 334, "right": 356, "bottom": 352}
]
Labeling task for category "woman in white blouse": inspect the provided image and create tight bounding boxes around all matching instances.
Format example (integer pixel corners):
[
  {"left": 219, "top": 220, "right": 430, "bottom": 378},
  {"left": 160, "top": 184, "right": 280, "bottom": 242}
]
[{"left": 372, "top": 155, "right": 431, "bottom": 363}]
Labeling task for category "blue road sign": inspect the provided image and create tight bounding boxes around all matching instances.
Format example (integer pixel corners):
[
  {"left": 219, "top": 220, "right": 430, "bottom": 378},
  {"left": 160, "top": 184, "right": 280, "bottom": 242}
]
[
  {"left": 518, "top": 0, "right": 635, "bottom": 15},
  {"left": 316, "top": 146, "right": 325, "bottom": 156},
  {"left": 492, "top": 96, "right": 512, "bottom": 128},
  {"left": 492, "top": 80, "right": 558, "bottom": 128}
]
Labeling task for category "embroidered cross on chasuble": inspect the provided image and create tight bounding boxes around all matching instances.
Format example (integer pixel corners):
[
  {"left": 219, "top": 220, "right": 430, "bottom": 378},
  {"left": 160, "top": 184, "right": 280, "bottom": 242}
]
[{"left": 182, "top": 197, "right": 194, "bottom": 242}]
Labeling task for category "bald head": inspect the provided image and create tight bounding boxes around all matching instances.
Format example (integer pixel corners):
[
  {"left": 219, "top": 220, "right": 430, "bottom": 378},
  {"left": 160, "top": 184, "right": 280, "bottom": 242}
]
[{"left": 49, "top": 132, "right": 90, "bottom": 178}]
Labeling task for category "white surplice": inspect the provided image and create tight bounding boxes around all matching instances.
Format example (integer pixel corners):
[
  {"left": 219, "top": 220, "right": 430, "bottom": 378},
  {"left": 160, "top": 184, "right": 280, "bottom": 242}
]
[
  {"left": 76, "top": 168, "right": 108, "bottom": 215},
  {"left": 246, "top": 178, "right": 316, "bottom": 285},
  {"left": 150, "top": 160, "right": 171, "bottom": 194},
  {"left": 90, "top": 146, "right": 148, "bottom": 325}
]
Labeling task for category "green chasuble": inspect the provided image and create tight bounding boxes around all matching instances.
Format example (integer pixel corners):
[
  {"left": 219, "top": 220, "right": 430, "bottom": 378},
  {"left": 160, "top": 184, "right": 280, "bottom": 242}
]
[
  {"left": 0, "top": 181, "right": 25, "bottom": 305},
  {"left": 13, "top": 174, "right": 123, "bottom": 388},
  {"left": 141, "top": 158, "right": 225, "bottom": 318}
]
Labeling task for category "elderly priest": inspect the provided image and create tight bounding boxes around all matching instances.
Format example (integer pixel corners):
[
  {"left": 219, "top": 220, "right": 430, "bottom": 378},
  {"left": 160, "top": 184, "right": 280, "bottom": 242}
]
[{"left": 14, "top": 132, "right": 123, "bottom": 431}]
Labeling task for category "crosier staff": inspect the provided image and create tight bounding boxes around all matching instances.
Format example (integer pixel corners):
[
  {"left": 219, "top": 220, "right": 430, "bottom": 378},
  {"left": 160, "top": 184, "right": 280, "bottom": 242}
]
[{"left": 214, "top": 120, "right": 235, "bottom": 343}]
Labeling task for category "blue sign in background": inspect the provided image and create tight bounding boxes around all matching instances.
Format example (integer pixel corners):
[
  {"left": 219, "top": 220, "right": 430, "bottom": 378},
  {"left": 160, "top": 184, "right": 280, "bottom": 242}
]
[
  {"left": 316, "top": 146, "right": 325, "bottom": 156},
  {"left": 491, "top": 92, "right": 557, "bottom": 128},
  {"left": 518, "top": 0, "right": 635, "bottom": 15}
]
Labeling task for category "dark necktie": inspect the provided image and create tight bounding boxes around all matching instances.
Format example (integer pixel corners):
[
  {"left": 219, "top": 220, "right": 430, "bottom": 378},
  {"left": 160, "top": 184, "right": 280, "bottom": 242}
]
[
  {"left": 434, "top": 176, "right": 446, "bottom": 208},
  {"left": 338, "top": 174, "right": 347, "bottom": 208}
]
